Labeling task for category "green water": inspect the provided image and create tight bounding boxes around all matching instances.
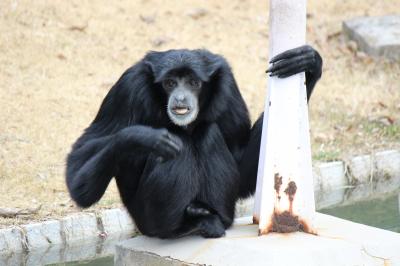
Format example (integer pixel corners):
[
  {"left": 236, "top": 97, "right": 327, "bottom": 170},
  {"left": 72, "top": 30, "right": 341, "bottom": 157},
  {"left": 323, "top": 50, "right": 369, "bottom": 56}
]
[
  {"left": 48, "top": 194, "right": 400, "bottom": 266},
  {"left": 49, "top": 256, "right": 113, "bottom": 266},
  {"left": 320, "top": 193, "right": 400, "bottom": 232}
]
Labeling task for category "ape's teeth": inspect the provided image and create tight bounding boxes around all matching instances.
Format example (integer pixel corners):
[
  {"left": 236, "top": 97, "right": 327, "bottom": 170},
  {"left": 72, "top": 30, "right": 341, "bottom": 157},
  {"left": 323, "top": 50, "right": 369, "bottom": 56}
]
[{"left": 174, "top": 108, "right": 189, "bottom": 115}]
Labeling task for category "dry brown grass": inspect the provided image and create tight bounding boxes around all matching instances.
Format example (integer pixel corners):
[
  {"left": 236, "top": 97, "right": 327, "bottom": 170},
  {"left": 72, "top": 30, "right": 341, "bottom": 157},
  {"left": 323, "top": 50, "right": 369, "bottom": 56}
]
[{"left": 0, "top": 0, "right": 399, "bottom": 227}]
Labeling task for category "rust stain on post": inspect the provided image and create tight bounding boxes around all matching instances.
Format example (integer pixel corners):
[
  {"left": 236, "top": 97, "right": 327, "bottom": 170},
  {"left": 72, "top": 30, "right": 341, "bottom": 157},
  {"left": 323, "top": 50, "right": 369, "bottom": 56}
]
[
  {"left": 253, "top": 215, "right": 259, "bottom": 224},
  {"left": 274, "top": 173, "right": 283, "bottom": 200},
  {"left": 260, "top": 180, "right": 316, "bottom": 235},
  {"left": 270, "top": 211, "right": 302, "bottom": 233},
  {"left": 284, "top": 181, "right": 297, "bottom": 199},
  {"left": 284, "top": 180, "right": 297, "bottom": 212}
]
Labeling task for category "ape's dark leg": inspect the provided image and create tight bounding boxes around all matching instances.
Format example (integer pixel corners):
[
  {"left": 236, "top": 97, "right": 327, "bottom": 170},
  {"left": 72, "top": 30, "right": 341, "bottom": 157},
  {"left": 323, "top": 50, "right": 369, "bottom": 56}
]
[
  {"left": 164, "top": 122, "right": 238, "bottom": 239},
  {"left": 196, "top": 214, "right": 226, "bottom": 238},
  {"left": 181, "top": 202, "right": 227, "bottom": 238},
  {"left": 184, "top": 202, "right": 227, "bottom": 237},
  {"left": 238, "top": 46, "right": 323, "bottom": 199},
  {"left": 165, "top": 214, "right": 226, "bottom": 239}
]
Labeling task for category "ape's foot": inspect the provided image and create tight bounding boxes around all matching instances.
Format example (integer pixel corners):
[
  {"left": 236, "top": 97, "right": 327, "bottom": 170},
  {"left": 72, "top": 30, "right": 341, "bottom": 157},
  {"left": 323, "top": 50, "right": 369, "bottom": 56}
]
[
  {"left": 198, "top": 215, "right": 225, "bottom": 238},
  {"left": 186, "top": 202, "right": 211, "bottom": 217}
]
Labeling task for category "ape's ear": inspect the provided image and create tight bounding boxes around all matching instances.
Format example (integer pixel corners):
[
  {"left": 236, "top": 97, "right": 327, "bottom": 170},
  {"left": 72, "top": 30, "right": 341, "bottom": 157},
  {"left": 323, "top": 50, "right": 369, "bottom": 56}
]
[
  {"left": 207, "top": 60, "right": 223, "bottom": 78},
  {"left": 144, "top": 60, "right": 155, "bottom": 74},
  {"left": 194, "top": 49, "right": 224, "bottom": 79},
  {"left": 143, "top": 51, "right": 164, "bottom": 75},
  {"left": 144, "top": 51, "right": 169, "bottom": 82}
]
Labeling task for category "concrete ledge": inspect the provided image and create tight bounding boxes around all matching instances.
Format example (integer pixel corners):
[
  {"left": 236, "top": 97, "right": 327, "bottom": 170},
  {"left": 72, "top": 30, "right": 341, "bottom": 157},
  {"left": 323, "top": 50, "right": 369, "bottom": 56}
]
[
  {"left": 23, "top": 220, "right": 63, "bottom": 250},
  {"left": 0, "top": 228, "right": 24, "bottom": 253},
  {"left": 345, "top": 150, "right": 400, "bottom": 204},
  {"left": 61, "top": 213, "right": 98, "bottom": 244},
  {"left": 313, "top": 161, "right": 346, "bottom": 209},
  {"left": 0, "top": 234, "right": 131, "bottom": 266},
  {"left": 115, "top": 214, "right": 400, "bottom": 266},
  {"left": 100, "top": 208, "right": 136, "bottom": 236},
  {"left": 0, "top": 208, "right": 136, "bottom": 256}
]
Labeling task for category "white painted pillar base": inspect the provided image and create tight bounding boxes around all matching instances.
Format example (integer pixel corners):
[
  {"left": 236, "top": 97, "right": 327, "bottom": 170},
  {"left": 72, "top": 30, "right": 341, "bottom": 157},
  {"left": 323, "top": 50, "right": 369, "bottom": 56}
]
[{"left": 253, "top": 0, "right": 316, "bottom": 234}]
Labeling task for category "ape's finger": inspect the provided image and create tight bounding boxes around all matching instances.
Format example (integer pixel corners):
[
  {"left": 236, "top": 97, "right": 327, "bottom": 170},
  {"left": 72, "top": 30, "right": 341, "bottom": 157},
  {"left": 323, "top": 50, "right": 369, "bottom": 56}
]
[
  {"left": 165, "top": 142, "right": 180, "bottom": 156},
  {"left": 163, "top": 136, "right": 181, "bottom": 154},
  {"left": 156, "top": 140, "right": 179, "bottom": 159},
  {"left": 278, "top": 67, "right": 308, "bottom": 79},
  {"left": 156, "top": 156, "right": 165, "bottom": 163},
  {"left": 267, "top": 53, "right": 310, "bottom": 74},
  {"left": 271, "top": 65, "right": 307, "bottom": 78},
  {"left": 167, "top": 133, "right": 183, "bottom": 151},
  {"left": 270, "top": 45, "right": 312, "bottom": 63},
  {"left": 270, "top": 61, "right": 310, "bottom": 78}
]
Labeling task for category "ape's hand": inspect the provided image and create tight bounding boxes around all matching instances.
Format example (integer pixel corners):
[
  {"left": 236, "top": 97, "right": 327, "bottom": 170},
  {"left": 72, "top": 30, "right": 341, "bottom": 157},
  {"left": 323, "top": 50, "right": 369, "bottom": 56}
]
[
  {"left": 116, "top": 126, "right": 182, "bottom": 161},
  {"left": 266, "top": 45, "right": 322, "bottom": 79},
  {"left": 152, "top": 128, "right": 183, "bottom": 161}
]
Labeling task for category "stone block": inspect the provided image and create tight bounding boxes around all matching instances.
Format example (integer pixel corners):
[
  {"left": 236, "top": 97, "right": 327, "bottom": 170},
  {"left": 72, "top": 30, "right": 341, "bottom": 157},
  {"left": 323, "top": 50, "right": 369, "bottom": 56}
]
[
  {"left": 100, "top": 208, "right": 136, "bottom": 236},
  {"left": 313, "top": 162, "right": 346, "bottom": 209},
  {"left": 343, "top": 15, "right": 400, "bottom": 60},
  {"left": 0, "top": 227, "right": 24, "bottom": 254},
  {"left": 348, "top": 155, "right": 372, "bottom": 183},
  {"left": 61, "top": 213, "right": 99, "bottom": 244},
  {"left": 23, "top": 220, "right": 62, "bottom": 250}
]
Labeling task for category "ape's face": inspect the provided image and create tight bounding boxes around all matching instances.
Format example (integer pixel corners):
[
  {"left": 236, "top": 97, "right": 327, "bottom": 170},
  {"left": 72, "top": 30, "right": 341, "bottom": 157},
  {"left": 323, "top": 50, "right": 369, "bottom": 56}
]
[{"left": 161, "top": 73, "right": 202, "bottom": 126}]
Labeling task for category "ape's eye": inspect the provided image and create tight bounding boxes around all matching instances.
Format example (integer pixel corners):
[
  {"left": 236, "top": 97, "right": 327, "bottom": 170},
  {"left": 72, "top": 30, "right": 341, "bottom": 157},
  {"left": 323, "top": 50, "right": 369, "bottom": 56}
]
[
  {"left": 163, "top": 79, "right": 177, "bottom": 90},
  {"left": 189, "top": 79, "right": 201, "bottom": 88}
]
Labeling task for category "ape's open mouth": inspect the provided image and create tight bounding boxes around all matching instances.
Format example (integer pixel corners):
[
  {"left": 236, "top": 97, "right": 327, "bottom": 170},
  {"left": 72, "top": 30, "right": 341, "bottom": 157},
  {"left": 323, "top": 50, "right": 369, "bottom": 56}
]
[{"left": 172, "top": 106, "right": 190, "bottom": 115}]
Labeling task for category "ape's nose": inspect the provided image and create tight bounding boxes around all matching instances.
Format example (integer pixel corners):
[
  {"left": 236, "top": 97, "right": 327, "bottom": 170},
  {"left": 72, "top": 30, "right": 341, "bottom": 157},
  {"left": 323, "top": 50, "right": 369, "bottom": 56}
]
[{"left": 176, "top": 94, "right": 185, "bottom": 102}]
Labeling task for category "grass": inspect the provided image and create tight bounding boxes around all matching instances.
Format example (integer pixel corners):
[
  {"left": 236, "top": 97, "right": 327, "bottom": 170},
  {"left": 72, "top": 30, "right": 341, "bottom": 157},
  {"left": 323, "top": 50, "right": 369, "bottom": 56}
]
[
  {"left": 383, "top": 125, "right": 400, "bottom": 138},
  {"left": 312, "top": 150, "right": 341, "bottom": 162},
  {"left": 0, "top": 0, "right": 399, "bottom": 226}
]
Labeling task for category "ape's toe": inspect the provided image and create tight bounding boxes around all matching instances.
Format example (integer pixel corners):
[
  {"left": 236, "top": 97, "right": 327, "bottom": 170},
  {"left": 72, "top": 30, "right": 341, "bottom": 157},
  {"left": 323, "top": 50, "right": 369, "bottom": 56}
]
[
  {"left": 199, "top": 215, "right": 226, "bottom": 238},
  {"left": 186, "top": 203, "right": 211, "bottom": 217}
]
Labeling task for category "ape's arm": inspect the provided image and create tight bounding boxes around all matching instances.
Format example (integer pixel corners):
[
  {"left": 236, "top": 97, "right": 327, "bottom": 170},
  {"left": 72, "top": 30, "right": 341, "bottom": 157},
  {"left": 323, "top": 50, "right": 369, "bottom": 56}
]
[
  {"left": 66, "top": 135, "right": 118, "bottom": 208},
  {"left": 238, "top": 45, "right": 322, "bottom": 198},
  {"left": 66, "top": 126, "right": 181, "bottom": 208}
]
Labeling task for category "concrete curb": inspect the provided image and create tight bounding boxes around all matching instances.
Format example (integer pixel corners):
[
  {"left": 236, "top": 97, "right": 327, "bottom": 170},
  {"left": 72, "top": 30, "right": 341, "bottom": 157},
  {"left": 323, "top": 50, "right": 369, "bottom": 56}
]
[
  {"left": 1, "top": 150, "right": 399, "bottom": 255},
  {"left": 316, "top": 149, "right": 400, "bottom": 209},
  {"left": 0, "top": 208, "right": 136, "bottom": 255},
  {"left": 236, "top": 149, "right": 400, "bottom": 215}
]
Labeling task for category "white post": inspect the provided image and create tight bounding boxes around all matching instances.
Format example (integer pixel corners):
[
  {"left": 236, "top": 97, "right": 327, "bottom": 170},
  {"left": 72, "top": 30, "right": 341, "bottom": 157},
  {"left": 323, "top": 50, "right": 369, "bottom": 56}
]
[{"left": 253, "top": 0, "right": 316, "bottom": 234}]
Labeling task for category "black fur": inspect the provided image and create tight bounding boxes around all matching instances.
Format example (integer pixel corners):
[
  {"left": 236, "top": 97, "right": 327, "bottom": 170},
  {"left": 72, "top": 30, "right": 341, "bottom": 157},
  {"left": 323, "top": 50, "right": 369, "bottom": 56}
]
[{"left": 66, "top": 47, "right": 322, "bottom": 238}]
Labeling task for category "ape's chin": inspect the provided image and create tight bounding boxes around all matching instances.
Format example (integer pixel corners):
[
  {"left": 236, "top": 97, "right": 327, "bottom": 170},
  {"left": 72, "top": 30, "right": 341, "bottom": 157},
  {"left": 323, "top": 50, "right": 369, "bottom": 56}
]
[{"left": 167, "top": 108, "right": 199, "bottom": 127}]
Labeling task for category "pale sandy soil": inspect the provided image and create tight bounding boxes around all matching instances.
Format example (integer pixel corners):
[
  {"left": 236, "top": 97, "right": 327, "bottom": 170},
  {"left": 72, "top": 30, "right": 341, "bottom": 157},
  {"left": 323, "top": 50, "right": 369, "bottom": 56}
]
[{"left": 0, "top": 0, "right": 399, "bottom": 227}]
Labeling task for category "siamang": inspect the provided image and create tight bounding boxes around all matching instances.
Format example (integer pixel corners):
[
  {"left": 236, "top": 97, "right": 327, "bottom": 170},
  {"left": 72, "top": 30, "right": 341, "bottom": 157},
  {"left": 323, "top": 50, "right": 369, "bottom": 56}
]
[{"left": 66, "top": 46, "right": 322, "bottom": 238}]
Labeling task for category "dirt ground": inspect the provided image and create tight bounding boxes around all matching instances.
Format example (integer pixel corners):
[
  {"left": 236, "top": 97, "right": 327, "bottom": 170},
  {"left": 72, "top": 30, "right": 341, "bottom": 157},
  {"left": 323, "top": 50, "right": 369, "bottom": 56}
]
[{"left": 0, "top": 0, "right": 399, "bottom": 227}]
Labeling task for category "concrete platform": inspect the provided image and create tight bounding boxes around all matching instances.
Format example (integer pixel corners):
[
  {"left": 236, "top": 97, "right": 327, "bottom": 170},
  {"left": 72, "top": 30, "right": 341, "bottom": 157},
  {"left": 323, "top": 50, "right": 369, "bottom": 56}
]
[{"left": 115, "top": 213, "right": 400, "bottom": 266}]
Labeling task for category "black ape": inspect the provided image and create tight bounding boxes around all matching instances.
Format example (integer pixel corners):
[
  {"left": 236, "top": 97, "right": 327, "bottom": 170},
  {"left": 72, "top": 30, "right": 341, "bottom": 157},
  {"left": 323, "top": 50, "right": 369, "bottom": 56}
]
[{"left": 66, "top": 46, "right": 322, "bottom": 238}]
